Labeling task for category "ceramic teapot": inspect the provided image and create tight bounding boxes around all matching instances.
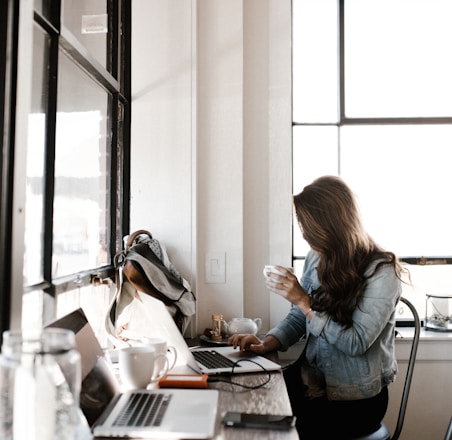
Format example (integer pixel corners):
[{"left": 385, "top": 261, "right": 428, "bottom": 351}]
[{"left": 225, "top": 317, "right": 262, "bottom": 335}]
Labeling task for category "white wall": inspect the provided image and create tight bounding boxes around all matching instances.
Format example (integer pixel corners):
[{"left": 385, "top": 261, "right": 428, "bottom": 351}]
[
  {"left": 130, "top": 3, "right": 452, "bottom": 438},
  {"left": 131, "top": 0, "right": 292, "bottom": 334}
]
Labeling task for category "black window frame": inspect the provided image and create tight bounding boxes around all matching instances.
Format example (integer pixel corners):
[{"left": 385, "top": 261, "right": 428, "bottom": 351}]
[
  {"left": 0, "top": 0, "right": 131, "bottom": 337},
  {"left": 292, "top": 0, "right": 452, "bottom": 267}
]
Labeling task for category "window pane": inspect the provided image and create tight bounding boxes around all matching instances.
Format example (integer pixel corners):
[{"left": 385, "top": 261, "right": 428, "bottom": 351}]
[
  {"left": 62, "top": 0, "right": 109, "bottom": 71},
  {"left": 340, "top": 124, "right": 452, "bottom": 257},
  {"left": 402, "top": 264, "right": 452, "bottom": 322},
  {"left": 345, "top": 0, "right": 452, "bottom": 118},
  {"left": 24, "top": 26, "right": 49, "bottom": 286},
  {"left": 22, "top": 290, "right": 53, "bottom": 332},
  {"left": 57, "top": 283, "right": 111, "bottom": 346},
  {"left": 293, "top": 126, "right": 339, "bottom": 256},
  {"left": 293, "top": 125, "right": 339, "bottom": 194},
  {"left": 54, "top": 51, "right": 110, "bottom": 277},
  {"left": 34, "top": 0, "right": 54, "bottom": 20},
  {"left": 292, "top": 0, "right": 338, "bottom": 123}
]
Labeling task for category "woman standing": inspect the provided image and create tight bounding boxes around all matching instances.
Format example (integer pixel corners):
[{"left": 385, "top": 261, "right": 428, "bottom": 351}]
[{"left": 229, "top": 175, "right": 406, "bottom": 438}]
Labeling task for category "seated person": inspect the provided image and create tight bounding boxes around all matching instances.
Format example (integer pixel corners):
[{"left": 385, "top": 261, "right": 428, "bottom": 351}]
[{"left": 229, "top": 175, "right": 406, "bottom": 439}]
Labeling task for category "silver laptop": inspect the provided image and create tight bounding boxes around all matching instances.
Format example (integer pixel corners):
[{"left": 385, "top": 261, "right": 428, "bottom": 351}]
[
  {"left": 48, "top": 309, "right": 219, "bottom": 439},
  {"left": 115, "top": 292, "right": 282, "bottom": 376}
]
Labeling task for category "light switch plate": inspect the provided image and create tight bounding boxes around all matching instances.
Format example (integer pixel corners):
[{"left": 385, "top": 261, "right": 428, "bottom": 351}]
[{"left": 205, "top": 252, "right": 226, "bottom": 284}]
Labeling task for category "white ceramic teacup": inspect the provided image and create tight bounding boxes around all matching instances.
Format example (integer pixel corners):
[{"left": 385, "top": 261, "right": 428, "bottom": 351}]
[
  {"left": 263, "top": 265, "right": 293, "bottom": 283},
  {"left": 138, "top": 337, "right": 178, "bottom": 373},
  {"left": 119, "top": 346, "right": 169, "bottom": 389}
]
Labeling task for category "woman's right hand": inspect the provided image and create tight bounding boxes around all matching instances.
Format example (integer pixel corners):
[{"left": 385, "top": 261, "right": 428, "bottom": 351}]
[
  {"left": 227, "top": 334, "right": 264, "bottom": 353},
  {"left": 227, "top": 334, "right": 281, "bottom": 354},
  {"left": 265, "top": 265, "right": 311, "bottom": 313}
]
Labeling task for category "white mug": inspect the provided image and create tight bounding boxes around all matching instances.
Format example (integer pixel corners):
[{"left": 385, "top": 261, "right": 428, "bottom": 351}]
[
  {"left": 119, "top": 346, "right": 169, "bottom": 389},
  {"left": 139, "top": 337, "right": 178, "bottom": 372},
  {"left": 263, "top": 265, "right": 293, "bottom": 283}
]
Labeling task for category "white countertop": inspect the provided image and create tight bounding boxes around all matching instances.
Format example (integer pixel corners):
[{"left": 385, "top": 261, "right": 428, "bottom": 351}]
[{"left": 395, "top": 327, "right": 452, "bottom": 361}]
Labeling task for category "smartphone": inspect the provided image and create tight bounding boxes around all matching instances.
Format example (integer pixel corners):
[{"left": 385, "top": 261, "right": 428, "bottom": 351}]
[{"left": 221, "top": 412, "right": 296, "bottom": 430}]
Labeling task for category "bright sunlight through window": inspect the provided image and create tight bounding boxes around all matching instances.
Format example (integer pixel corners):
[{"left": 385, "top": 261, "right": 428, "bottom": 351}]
[{"left": 292, "top": 0, "right": 452, "bottom": 319}]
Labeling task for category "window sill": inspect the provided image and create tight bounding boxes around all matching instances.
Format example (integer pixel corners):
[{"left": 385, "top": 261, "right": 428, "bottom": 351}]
[
  {"left": 395, "top": 327, "right": 452, "bottom": 361},
  {"left": 277, "top": 328, "right": 452, "bottom": 366}
]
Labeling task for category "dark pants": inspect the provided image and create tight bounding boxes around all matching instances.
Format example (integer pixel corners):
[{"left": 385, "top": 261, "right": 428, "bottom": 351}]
[{"left": 283, "top": 360, "right": 389, "bottom": 439}]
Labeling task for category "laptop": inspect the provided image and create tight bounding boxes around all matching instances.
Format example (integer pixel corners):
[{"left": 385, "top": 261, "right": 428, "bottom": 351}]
[
  {"left": 113, "top": 291, "right": 282, "bottom": 376},
  {"left": 48, "top": 308, "right": 219, "bottom": 439}
]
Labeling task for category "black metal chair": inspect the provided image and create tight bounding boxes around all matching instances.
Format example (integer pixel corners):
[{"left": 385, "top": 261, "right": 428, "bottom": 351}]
[
  {"left": 444, "top": 417, "right": 452, "bottom": 440},
  {"left": 353, "top": 297, "right": 421, "bottom": 440}
]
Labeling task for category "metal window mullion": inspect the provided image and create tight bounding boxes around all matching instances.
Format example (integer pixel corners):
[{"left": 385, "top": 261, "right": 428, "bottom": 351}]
[
  {"left": 119, "top": 0, "right": 131, "bottom": 244},
  {"left": 41, "top": 25, "right": 60, "bottom": 298},
  {"left": 0, "top": 0, "right": 20, "bottom": 337},
  {"left": 59, "top": 25, "right": 120, "bottom": 94},
  {"left": 49, "top": 267, "right": 115, "bottom": 296},
  {"left": 119, "top": 96, "right": 131, "bottom": 247},
  {"left": 339, "top": 0, "right": 345, "bottom": 124},
  {"left": 341, "top": 117, "right": 452, "bottom": 125},
  {"left": 293, "top": 118, "right": 452, "bottom": 126},
  {"left": 33, "top": 10, "right": 59, "bottom": 35},
  {"left": 121, "top": 0, "right": 132, "bottom": 97},
  {"left": 400, "top": 257, "right": 452, "bottom": 266},
  {"left": 109, "top": 93, "right": 118, "bottom": 260},
  {"left": 107, "top": 0, "right": 117, "bottom": 80}
]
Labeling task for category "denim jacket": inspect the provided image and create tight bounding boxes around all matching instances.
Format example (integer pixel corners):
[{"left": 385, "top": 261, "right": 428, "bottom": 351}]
[{"left": 267, "top": 250, "right": 401, "bottom": 400}]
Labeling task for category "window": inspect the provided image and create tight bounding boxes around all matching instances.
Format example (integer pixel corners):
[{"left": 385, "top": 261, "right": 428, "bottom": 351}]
[
  {"left": 292, "top": 0, "right": 452, "bottom": 317},
  {"left": 52, "top": 51, "right": 110, "bottom": 278},
  {"left": 1, "top": 0, "right": 130, "bottom": 338}
]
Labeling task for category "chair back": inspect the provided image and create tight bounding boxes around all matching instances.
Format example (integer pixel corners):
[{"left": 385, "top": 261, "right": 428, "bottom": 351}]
[
  {"left": 391, "top": 296, "right": 421, "bottom": 440},
  {"left": 353, "top": 296, "right": 420, "bottom": 440},
  {"left": 444, "top": 417, "right": 452, "bottom": 440}
]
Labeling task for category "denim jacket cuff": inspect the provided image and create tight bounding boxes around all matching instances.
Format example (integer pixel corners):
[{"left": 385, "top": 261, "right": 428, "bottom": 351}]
[
  {"left": 265, "top": 328, "right": 290, "bottom": 351},
  {"left": 308, "top": 311, "right": 328, "bottom": 337}
]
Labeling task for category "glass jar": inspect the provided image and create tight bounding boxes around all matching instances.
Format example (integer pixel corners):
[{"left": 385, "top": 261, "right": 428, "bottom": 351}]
[
  {"left": 211, "top": 314, "right": 224, "bottom": 342},
  {"left": 425, "top": 293, "right": 452, "bottom": 332},
  {"left": 0, "top": 328, "right": 81, "bottom": 439}
]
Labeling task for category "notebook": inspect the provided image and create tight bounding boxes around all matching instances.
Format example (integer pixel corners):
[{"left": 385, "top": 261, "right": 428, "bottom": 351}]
[
  {"left": 114, "top": 291, "right": 282, "bottom": 376},
  {"left": 48, "top": 308, "right": 219, "bottom": 439}
]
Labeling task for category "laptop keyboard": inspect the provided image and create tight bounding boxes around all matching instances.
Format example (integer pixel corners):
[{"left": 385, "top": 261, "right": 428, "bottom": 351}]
[
  {"left": 192, "top": 350, "right": 241, "bottom": 369},
  {"left": 113, "top": 392, "right": 172, "bottom": 427}
]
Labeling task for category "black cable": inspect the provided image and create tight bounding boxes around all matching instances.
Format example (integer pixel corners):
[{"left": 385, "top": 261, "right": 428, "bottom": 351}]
[{"left": 207, "top": 359, "right": 272, "bottom": 391}]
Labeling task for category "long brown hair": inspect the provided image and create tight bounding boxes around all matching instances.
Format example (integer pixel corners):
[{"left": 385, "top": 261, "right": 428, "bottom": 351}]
[{"left": 293, "top": 176, "right": 404, "bottom": 327}]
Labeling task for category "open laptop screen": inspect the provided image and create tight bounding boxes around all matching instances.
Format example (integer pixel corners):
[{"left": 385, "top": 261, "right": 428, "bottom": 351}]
[{"left": 47, "top": 308, "right": 118, "bottom": 426}]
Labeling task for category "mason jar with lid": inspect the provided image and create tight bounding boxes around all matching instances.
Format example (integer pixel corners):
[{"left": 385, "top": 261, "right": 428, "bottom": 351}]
[
  {"left": 0, "top": 328, "right": 81, "bottom": 440},
  {"left": 425, "top": 293, "right": 452, "bottom": 332}
]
